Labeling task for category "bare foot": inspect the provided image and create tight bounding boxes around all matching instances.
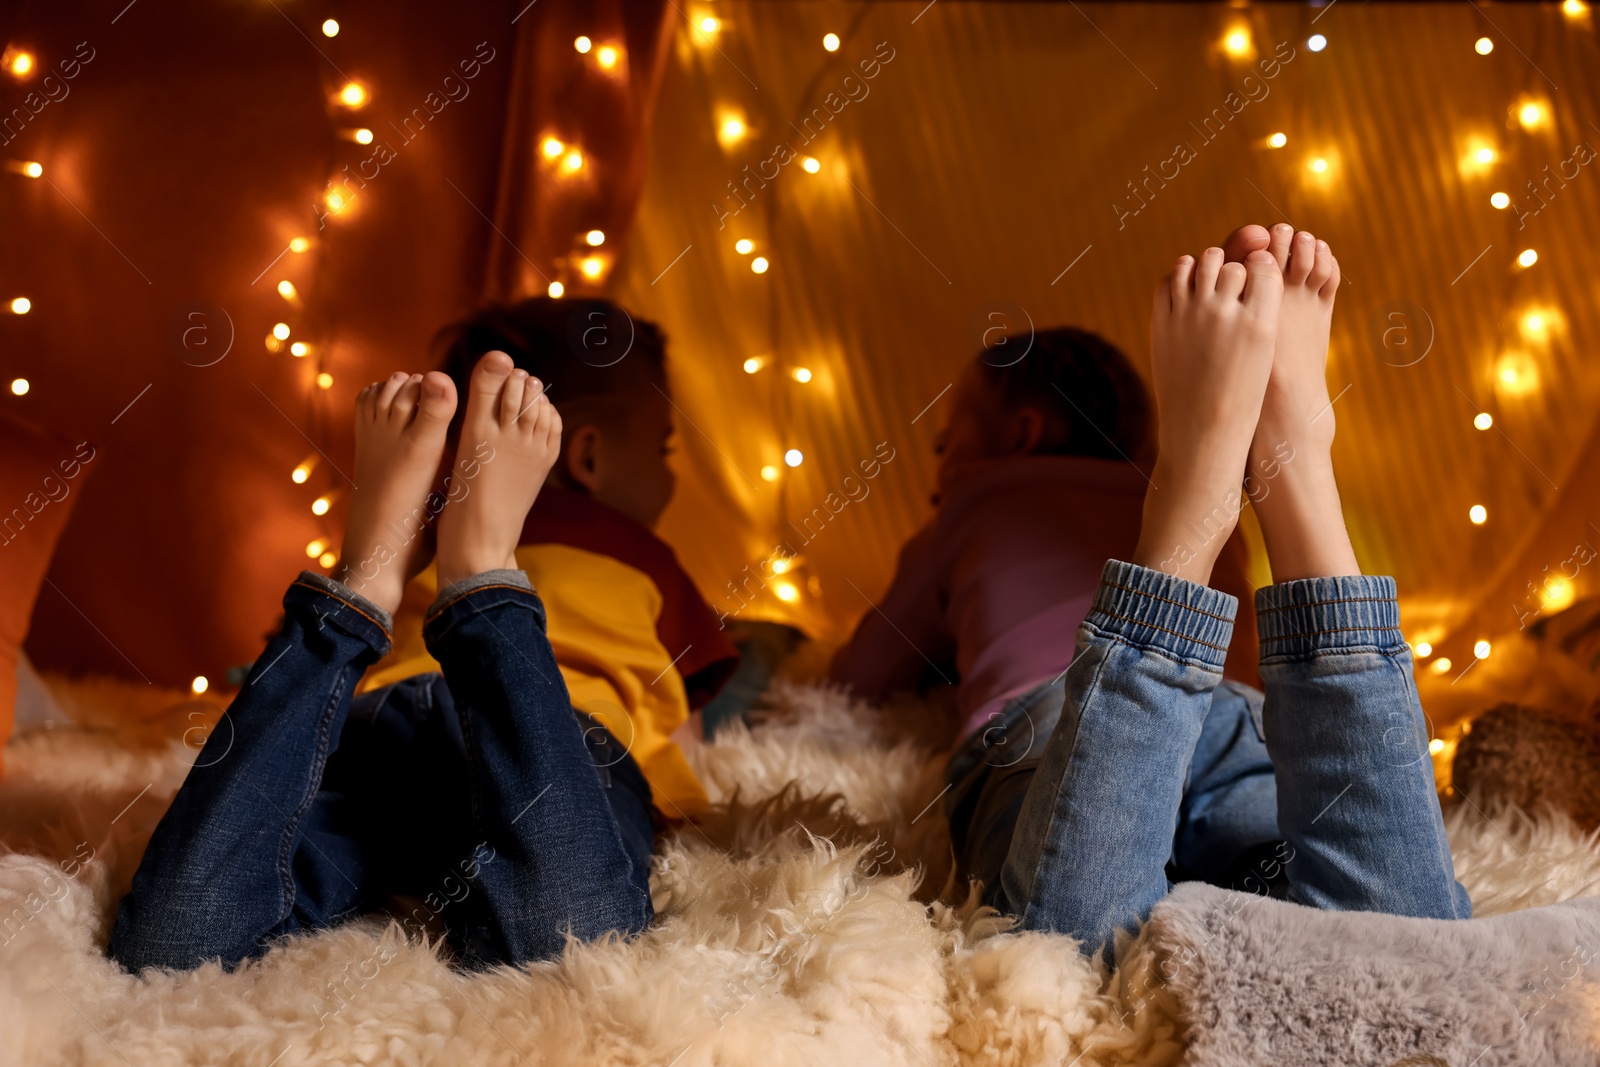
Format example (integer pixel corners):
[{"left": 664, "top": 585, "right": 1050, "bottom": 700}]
[
  {"left": 337, "top": 371, "right": 459, "bottom": 615},
  {"left": 434, "top": 351, "right": 562, "bottom": 588},
  {"left": 1246, "top": 226, "right": 1359, "bottom": 579},
  {"left": 1131, "top": 245, "right": 1282, "bottom": 585}
]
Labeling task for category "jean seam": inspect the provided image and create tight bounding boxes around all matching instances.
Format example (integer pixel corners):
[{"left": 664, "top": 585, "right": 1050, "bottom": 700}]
[
  {"left": 424, "top": 584, "right": 536, "bottom": 627},
  {"left": 1257, "top": 596, "right": 1394, "bottom": 613},
  {"left": 1089, "top": 615, "right": 1231, "bottom": 655},
  {"left": 290, "top": 580, "right": 392, "bottom": 640},
  {"left": 277, "top": 663, "right": 352, "bottom": 926},
  {"left": 1260, "top": 645, "right": 1408, "bottom": 665},
  {"left": 1261, "top": 625, "right": 1403, "bottom": 639},
  {"left": 1099, "top": 580, "right": 1235, "bottom": 623}
]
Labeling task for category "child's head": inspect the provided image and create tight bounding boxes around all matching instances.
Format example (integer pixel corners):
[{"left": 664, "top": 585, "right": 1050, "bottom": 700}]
[
  {"left": 436, "top": 298, "right": 677, "bottom": 528},
  {"left": 935, "top": 327, "right": 1153, "bottom": 492}
]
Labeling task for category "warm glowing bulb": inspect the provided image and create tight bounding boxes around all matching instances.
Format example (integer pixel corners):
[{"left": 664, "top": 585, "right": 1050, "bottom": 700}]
[
  {"left": 324, "top": 188, "right": 350, "bottom": 214},
  {"left": 596, "top": 45, "right": 619, "bottom": 69},
  {"left": 272, "top": 322, "right": 291, "bottom": 340},
  {"left": 290, "top": 341, "right": 309, "bottom": 357},
  {"left": 784, "top": 448, "right": 803, "bottom": 467},
  {"left": 312, "top": 496, "right": 332, "bottom": 516},
  {"left": 316, "top": 372, "right": 334, "bottom": 389},
  {"left": 22, "top": 161, "right": 41, "bottom": 178},
  {"left": 743, "top": 357, "right": 763, "bottom": 373},
  {"left": 319, "top": 551, "right": 338, "bottom": 568},
  {"left": 1223, "top": 29, "right": 1251, "bottom": 56},
  {"left": 277, "top": 280, "right": 297, "bottom": 300},
  {"left": 1428, "top": 738, "right": 1445, "bottom": 755},
  {"left": 751, "top": 256, "right": 770, "bottom": 274},
  {"left": 1414, "top": 642, "right": 1433, "bottom": 658},
  {"left": 1474, "top": 412, "right": 1493, "bottom": 430},
  {"left": 699, "top": 16, "right": 720, "bottom": 34},
  {"left": 720, "top": 117, "right": 746, "bottom": 142},
  {"left": 1469, "top": 504, "right": 1487, "bottom": 525},
  {"left": 823, "top": 32, "right": 840, "bottom": 52},
  {"left": 1310, "top": 157, "right": 1329, "bottom": 174},
  {"left": 8, "top": 297, "right": 29, "bottom": 314},
  {"left": 562, "top": 149, "right": 584, "bottom": 172},
  {"left": 801, "top": 155, "right": 821, "bottom": 173},
  {"left": 1542, "top": 576, "right": 1577, "bottom": 612},
  {"left": 338, "top": 82, "right": 367, "bottom": 108},
  {"left": 547, "top": 281, "right": 565, "bottom": 298},
  {"left": 1476, "top": 147, "right": 1496, "bottom": 164},
  {"left": 306, "top": 538, "right": 327, "bottom": 558},
  {"left": 5, "top": 49, "right": 33, "bottom": 78},
  {"left": 760, "top": 464, "right": 780, "bottom": 481},
  {"left": 9, "top": 378, "right": 28, "bottom": 396},
  {"left": 1474, "top": 640, "right": 1492, "bottom": 660},
  {"left": 774, "top": 581, "right": 799, "bottom": 603},
  {"left": 1518, "top": 102, "right": 1545, "bottom": 129},
  {"left": 1431, "top": 657, "right": 1453, "bottom": 674},
  {"left": 1307, "top": 34, "right": 1327, "bottom": 52},
  {"left": 1267, "top": 132, "right": 1287, "bottom": 149},
  {"left": 289, "top": 236, "right": 311, "bottom": 253},
  {"left": 579, "top": 255, "right": 604, "bottom": 279},
  {"left": 542, "top": 136, "right": 565, "bottom": 159},
  {"left": 574, "top": 35, "right": 592, "bottom": 53},
  {"left": 1490, "top": 191, "right": 1511, "bottom": 209},
  {"left": 735, "top": 238, "right": 754, "bottom": 254},
  {"left": 322, "top": 19, "right": 340, "bottom": 37},
  {"left": 1475, "top": 37, "right": 1494, "bottom": 55},
  {"left": 770, "top": 557, "right": 793, "bottom": 574},
  {"left": 1521, "top": 312, "right": 1547, "bottom": 340},
  {"left": 1517, "top": 248, "right": 1538, "bottom": 267},
  {"left": 791, "top": 367, "right": 812, "bottom": 383},
  {"left": 353, "top": 128, "right": 374, "bottom": 145},
  {"left": 292, "top": 465, "right": 312, "bottom": 485},
  {"left": 191, "top": 676, "right": 209, "bottom": 695},
  {"left": 586, "top": 229, "right": 606, "bottom": 246},
  {"left": 1564, "top": 0, "right": 1588, "bottom": 15},
  {"left": 1495, "top": 353, "right": 1538, "bottom": 395}
]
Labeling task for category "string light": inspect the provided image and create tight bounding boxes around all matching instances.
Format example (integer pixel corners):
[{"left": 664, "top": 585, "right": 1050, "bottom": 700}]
[
  {"left": 1307, "top": 34, "right": 1327, "bottom": 52},
  {"left": 1428, "top": 738, "right": 1445, "bottom": 755},
  {"left": 579, "top": 255, "right": 605, "bottom": 279},
  {"left": 1431, "top": 657, "right": 1453, "bottom": 674},
  {"left": 1474, "top": 640, "right": 1492, "bottom": 660},
  {"left": 784, "top": 448, "right": 803, "bottom": 467},
  {"left": 801, "top": 156, "right": 821, "bottom": 173},
  {"left": 191, "top": 676, "right": 209, "bottom": 695},
  {"left": 265, "top": 333, "right": 284, "bottom": 353},
  {"left": 1310, "top": 157, "right": 1329, "bottom": 174},
  {"left": 718, "top": 115, "right": 747, "bottom": 146},
  {"left": 8, "top": 297, "right": 29, "bottom": 314},
  {"left": 290, "top": 342, "right": 310, "bottom": 357},
  {"left": 562, "top": 149, "right": 584, "bottom": 172},
  {"left": 542, "top": 137, "right": 566, "bottom": 159},
  {"left": 1541, "top": 576, "right": 1577, "bottom": 612},
  {"left": 1520, "top": 310, "right": 1551, "bottom": 341},
  {"left": 292, "top": 460, "right": 315, "bottom": 484},
  {"left": 791, "top": 367, "right": 812, "bottom": 383},
  {"left": 1475, "top": 147, "right": 1495, "bottom": 164},
  {"left": 774, "top": 581, "right": 800, "bottom": 602},
  {"left": 760, "top": 464, "right": 780, "bottom": 481},
  {"left": 4, "top": 47, "right": 33, "bottom": 79},
  {"left": 586, "top": 229, "right": 606, "bottom": 246},
  {"left": 289, "top": 236, "right": 311, "bottom": 253},
  {"left": 574, "top": 35, "right": 592, "bottom": 53},
  {"left": 1517, "top": 248, "right": 1538, "bottom": 268},
  {"left": 9, "top": 378, "right": 28, "bottom": 396},
  {"left": 1474, "top": 412, "right": 1493, "bottom": 430},
  {"left": 324, "top": 187, "right": 352, "bottom": 215},
  {"left": 1495, "top": 352, "right": 1538, "bottom": 395},
  {"left": 735, "top": 239, "right": 754, "bottom": 254},
  {"left": 277, "top": 280, "right": 298, "bottom": 300},
  {"left": 823, "top": 32, "right": 840, "bottom": 51},
  {"left": 1267, "top": 132, "right": 1287, "bottom": 149},
  {"left": 316, "top": 372, "right": 334, "bottom": 389},
  {"left": 1475, "top": 37, "right": 1494, "bottom": 55},
  {"left": 12, "top": 160, "right": 43, "bottom": 178},
  {"left": 312, "top": 495, "right": 332, "bottom": 516},
  {"left": 305, "top": 538, "right": 328, "bottom": 558},
  {"left": 351, "top": 128, "right": 375, "bottom": 145},
  {"left": 1563, "top": 1, "right": 1587, "bottom": 16},
  {"left": 1469, "top": 504, "right": 1487, "bottom": 525},
  {"left": 1223, "top": 28, "right": 1252, "bottom": 57},
  {"left": 319, "top": 550, "right": 338, "bottom": 568},
  {"left": 322, "top": 19, "right": 340, "bottom": 37},
  {"left": 547, "top": 281, "right": 565, "bottom": 298},
  {"left": 596, "top": 45, "right": 620, "bottom": 70},
  {"left": 272, "top": 322, "right": 291, "bottom": 340},
  {"left": 699, "top": 16, "right": 721, "bottom": 35},
  {"left": 751, "top": 256, "right": 770, "bottom": 274},
  {"left": 743, "top": 356, "right": 764, "bottom": 373},
  {"left": 771, "top": 557, "right": 794, "bottom": 574},
  {"left": 338, "top": 82, "right": 368, "bottom": 108},
  {"left": 1517, "top": 101, "right": 1547, "bottom": 130},
  {"left": 1490, "top": 192, "right": 1510, "bottom": 209},
  {"left": 1414, "top": 642, "right": 1434, "bottom": 658}
]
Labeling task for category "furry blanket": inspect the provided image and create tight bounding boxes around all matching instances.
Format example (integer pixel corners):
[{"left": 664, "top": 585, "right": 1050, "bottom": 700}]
[{"left": 2, "top": 679, "right": 1599, "bottom": 1066}]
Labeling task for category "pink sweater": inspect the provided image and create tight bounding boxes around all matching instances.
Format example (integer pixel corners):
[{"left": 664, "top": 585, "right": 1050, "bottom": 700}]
[{"left": 831, "top": 456, "right": 1148, "bottom": 742}]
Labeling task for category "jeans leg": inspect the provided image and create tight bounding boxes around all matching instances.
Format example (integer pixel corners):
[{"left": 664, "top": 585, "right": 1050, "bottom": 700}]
[
  {"left": 108, "top": 573, "right": 392, "bottom": 972},
  {"left": 1257, "top": 575, "right": 1471, "bottom": 919},
  {"left": 1172, "top": 681, "right": 1283, "bottom": 886},
  {"left": 421, "top": 571, "right": 652, "bottom": 967},
  {"left": 997, "top": 560, "right": 1237, "bottom": 957}
]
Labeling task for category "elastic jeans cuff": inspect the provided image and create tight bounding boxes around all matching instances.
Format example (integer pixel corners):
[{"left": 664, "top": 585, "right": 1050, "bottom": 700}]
[
  {"left": 425, "top": 568, "right": 533, "bottom": 619},
  {"left": 1256, "top": 574, "right": 1404, "bottom": 660},
  {"left": 294, "top": 570, "right": 394, "bottom": 636},
  {"left": 1086, "top": 559, "right": 1237, "bottom": 672}
]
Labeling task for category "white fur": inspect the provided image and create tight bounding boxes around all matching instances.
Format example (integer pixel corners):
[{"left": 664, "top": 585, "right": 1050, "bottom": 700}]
[{"left": 1, "top": 678, "right": 1595, "bottom": 1065}]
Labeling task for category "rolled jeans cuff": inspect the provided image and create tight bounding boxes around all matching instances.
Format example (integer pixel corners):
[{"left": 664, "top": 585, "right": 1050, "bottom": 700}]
[
  {"left": 1255, "top": 574, "right": 1405, "bottom": 661},
  {"left": 423, "top": 569, "right": 541, "bottom": 645},
  {"left": 1086, "top": 559, "right": 1237, "bottom": 673},
  {"left": 291, "top": 570, "right": 394, "bottom": 642}
]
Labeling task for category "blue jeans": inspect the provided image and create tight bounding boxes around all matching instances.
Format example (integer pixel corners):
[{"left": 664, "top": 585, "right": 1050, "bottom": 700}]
[
  {"left": 108, "top": 571, "right": 655, "bottom": 972},
  {"left": 996, "top": 560, "right": 1471, "bottom": 957}
]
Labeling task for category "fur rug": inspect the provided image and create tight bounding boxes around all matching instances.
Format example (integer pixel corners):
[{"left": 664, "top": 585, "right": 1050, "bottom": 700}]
[{"left": 2, "top": 679, "right": 1599, "bottom": 1066}]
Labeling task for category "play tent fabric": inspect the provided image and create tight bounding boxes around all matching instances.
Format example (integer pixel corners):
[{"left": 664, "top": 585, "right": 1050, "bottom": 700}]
[{"left": 6, "top": 1, "right": 1600, "bottom": 716}]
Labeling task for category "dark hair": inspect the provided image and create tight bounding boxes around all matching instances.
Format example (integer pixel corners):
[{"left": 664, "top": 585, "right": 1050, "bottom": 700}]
[
  {"left": 977, "top": 326, "right": 1153, "bottom": 463},
  {"left": 434, "top": 297, "right": 667, "bottom": 440}
]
